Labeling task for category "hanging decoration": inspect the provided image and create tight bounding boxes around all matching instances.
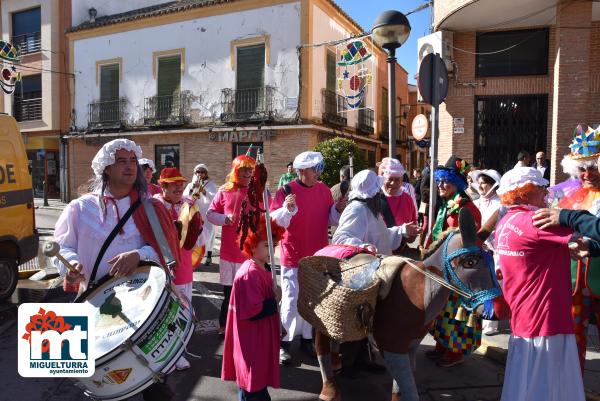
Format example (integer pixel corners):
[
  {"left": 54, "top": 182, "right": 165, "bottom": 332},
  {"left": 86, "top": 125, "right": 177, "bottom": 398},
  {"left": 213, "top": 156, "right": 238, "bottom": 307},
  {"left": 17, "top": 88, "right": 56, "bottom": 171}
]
[
  {"left": 335, "top": 38, "right": 373, "bottom": 112},
  {"left": 0, "top": 39, "right": 21, "bottom": 95}
]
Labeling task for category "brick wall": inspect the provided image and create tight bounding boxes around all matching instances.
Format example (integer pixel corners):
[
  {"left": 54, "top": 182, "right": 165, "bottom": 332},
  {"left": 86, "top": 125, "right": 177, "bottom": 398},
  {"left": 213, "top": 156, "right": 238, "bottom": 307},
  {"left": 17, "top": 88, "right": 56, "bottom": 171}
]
[{"left": 66, "top": 129, "right": 317, "bottom": 200}]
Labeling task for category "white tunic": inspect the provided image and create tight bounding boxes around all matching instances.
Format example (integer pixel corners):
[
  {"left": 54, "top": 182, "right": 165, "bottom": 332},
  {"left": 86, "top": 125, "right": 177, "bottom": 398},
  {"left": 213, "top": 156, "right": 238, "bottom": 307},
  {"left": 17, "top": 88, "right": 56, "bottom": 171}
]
[
  {"left": 184, "top": 179, "right": 218, "bottom": 250},
  {"left": 332, "top": 200, "right": 403, "bottom": 256},
  {"left": 52, "top": 192, "right": 160, "bottom": 286}
]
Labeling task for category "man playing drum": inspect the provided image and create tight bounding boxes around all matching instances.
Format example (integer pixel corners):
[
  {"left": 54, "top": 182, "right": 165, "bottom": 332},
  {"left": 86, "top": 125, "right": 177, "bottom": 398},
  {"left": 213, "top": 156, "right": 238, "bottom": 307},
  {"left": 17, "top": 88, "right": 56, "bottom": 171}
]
[{"left": 52, "top": 138, "right": 182, "bottom": 401}]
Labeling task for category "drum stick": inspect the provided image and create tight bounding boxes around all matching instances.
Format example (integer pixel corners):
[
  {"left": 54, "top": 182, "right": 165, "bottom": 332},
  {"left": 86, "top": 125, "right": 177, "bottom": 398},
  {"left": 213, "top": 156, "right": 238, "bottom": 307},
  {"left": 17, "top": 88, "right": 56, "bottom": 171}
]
[{"left": 43, "top": 241, "right": 78, "bottom": 273}]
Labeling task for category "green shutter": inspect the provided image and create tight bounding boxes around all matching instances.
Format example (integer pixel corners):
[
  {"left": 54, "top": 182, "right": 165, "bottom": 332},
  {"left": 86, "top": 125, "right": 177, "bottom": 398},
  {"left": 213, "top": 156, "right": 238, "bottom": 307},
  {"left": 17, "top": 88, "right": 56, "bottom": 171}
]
[
  {"left": 100, "top": 64, "right": 119, "bottom": 101},
  {"left": 157, "top": 56, "right": 181, "bottom": 97},
  {"left": 326, "top": 51, "right": 336, "bottom": 92},
  {"left": 236, "top": 44, "right": 265, "bottom": 90}
]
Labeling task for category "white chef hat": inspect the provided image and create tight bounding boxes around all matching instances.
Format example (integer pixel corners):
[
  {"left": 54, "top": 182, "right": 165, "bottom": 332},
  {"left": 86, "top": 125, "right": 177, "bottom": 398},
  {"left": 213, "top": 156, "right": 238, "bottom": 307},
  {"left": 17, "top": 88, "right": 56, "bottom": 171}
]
[
  {"left": 497, "top": 167, "right": 549, "bottom": 195},
  {"left": 138, "top": 158, "right": 156, "bottom": 173},
  {"left": 91, "top": 138, "right": 143, "bottom": 178},
  {"left": 349, "top": 169, "right": 385, "bottom": 200},
  {"left": 378, "top": 157, "right": 406, "bottom": 178},
  {"left": 194, "top": 163, "right": 208, "bottom": 172},
  {"left": 293, "top": 151, "right": 325, "bottom": 173}
]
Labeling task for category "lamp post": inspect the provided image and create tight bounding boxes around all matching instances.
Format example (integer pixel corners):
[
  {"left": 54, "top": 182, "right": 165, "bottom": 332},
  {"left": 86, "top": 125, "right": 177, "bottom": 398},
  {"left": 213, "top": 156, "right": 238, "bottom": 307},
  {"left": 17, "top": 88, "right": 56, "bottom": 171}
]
[{"left": 372, "top": 10, "right": 411, "bottom": 159}]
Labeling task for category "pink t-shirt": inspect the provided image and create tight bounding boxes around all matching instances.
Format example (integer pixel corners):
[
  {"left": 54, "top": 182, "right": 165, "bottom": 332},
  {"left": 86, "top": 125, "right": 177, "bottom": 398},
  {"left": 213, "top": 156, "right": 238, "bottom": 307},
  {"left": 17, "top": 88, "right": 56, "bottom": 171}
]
[
  {"left": 271, "top": 180, "right": 334, "bottom": 267},
  {"left": 221, "top": 259, "right": 280, "bottom": 392},
  {"left": 385, "top": 192, "right": 417, "bottom": 225},
  {"left": 209, "top": 187, "right": 260, "bottom": 264},
  {"left": 496, "top": 206, "right": 574, "bottom": 338}
]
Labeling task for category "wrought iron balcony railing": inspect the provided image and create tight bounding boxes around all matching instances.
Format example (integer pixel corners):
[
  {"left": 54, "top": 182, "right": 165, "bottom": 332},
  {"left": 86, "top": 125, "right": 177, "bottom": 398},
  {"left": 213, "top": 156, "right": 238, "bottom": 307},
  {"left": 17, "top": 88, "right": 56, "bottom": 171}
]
[
  {"left": 357, "top": 108, "right": 374, "bottom": 135},
  {"left": 13, "top": 97, "right": 42, "bottom": 122},
  {"left": 143, "top": 93, "right": 191, "bottom": 126},
  {"left": 88, "top": 99, "right": 126, "bottom": 131},
  {"left": 220, "top": 86, "right": 275, "bottom": 123},
  {"left": 12, "top": 31, "right": 41, "bottom": 56},
  {"left": 321, "top": 88, "right": 347, "bottom": 127}
]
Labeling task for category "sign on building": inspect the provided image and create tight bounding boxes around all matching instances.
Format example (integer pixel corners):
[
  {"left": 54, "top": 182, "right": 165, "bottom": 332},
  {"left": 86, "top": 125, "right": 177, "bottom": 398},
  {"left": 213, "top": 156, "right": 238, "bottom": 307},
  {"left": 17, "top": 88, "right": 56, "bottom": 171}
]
[{"left": 335, "top": 38, "right": 374, "bottom": 112}]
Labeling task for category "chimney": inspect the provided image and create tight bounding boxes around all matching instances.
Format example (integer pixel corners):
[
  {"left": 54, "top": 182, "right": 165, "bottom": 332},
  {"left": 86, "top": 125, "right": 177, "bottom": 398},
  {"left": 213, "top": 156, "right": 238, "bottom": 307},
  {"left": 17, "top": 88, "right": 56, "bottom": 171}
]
[{"left": 88, "top": 7, "right": 97, "bottom": 24}]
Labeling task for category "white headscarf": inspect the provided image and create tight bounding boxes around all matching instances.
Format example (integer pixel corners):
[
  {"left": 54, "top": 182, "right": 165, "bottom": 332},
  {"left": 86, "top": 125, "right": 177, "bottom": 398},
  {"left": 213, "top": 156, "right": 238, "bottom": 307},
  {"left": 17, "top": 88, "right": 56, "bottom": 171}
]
[
  {"left": 349, "top": 170, "right": 384, "bottom": 200},
  {"left": 378, "top": 157, "right": 406, "bottom": 178},
  {"left": 293, "top": 151, "right": 324, "bottom": 172},
  {"left": 91, "top": 139, "right": 142, "bottom": 178}
]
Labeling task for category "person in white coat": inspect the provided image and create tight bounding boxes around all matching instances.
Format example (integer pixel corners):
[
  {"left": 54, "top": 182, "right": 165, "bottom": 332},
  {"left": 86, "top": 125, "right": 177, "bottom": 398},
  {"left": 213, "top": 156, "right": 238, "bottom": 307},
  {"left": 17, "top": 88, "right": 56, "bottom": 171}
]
[{"left": 184, "top": 164, "right": 218, "bottom": 266}]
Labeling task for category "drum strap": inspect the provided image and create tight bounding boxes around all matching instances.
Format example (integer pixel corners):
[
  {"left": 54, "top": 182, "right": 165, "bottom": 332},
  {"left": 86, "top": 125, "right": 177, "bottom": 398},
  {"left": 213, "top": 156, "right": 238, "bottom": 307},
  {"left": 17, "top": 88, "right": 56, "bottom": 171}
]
[
  {"left": 89, "top": 199, "right": 142, "bottom": 287},
  {"left": 143, "top": 199, "right": 177, "bottom": 272}
]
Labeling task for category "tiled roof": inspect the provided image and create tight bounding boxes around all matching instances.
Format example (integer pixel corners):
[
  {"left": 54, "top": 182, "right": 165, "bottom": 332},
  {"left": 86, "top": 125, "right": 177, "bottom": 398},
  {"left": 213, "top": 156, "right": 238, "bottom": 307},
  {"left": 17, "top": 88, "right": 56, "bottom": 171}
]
[{"left": 67, "top": 0, "right": 367, "bottom": 36}]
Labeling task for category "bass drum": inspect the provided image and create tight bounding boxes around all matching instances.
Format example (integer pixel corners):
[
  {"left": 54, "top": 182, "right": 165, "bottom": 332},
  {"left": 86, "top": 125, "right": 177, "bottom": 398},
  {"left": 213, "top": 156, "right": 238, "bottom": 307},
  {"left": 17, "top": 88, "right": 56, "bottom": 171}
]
[{"left": 75, "top": 264, "right": 193, "bottom": 401}]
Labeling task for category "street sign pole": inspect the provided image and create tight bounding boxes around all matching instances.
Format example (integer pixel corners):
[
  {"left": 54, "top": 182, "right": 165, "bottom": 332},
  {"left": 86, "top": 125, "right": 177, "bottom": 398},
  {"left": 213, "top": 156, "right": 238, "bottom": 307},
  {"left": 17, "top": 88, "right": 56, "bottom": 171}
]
[{"left": 427, "top": 54, "right": 440, "bottom": 239}]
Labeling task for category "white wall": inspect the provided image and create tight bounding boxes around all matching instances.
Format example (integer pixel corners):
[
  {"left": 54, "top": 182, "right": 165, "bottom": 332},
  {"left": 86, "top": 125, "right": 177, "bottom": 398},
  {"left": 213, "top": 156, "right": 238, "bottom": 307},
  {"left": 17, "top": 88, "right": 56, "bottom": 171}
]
[
  {"left": 71, "top": 0, "right": 168, "bottom": 26},
  {"left": 72, "top": 2, "right": 301, "bottom": 129}
]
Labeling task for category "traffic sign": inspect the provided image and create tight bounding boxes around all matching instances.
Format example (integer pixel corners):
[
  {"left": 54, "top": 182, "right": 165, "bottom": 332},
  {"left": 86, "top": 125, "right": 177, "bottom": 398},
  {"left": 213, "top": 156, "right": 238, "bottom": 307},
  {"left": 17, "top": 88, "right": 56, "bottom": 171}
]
[
  {"left": 418, "top": 53, "right": 448, "bottom": 107},
  {"left": 412, "top": 114, "right": 428, "bottom": 140}
]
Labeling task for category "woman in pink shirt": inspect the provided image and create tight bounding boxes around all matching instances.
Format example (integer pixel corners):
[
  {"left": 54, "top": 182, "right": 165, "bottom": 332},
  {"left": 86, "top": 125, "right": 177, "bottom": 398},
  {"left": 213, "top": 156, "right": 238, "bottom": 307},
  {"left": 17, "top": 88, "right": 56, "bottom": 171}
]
[
  {"left": 207, "top": 155, "right": 257, "bottom": 334},
  {"left": 495, "top": 167, "right": 585, "bottom": 401}
]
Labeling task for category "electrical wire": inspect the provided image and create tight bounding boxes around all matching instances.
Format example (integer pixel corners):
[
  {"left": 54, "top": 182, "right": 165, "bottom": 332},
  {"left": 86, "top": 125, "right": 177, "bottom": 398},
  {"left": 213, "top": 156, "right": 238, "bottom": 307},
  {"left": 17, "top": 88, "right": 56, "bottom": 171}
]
[{"left": 15, "top": 63, "right": 77, "bottom": 76}]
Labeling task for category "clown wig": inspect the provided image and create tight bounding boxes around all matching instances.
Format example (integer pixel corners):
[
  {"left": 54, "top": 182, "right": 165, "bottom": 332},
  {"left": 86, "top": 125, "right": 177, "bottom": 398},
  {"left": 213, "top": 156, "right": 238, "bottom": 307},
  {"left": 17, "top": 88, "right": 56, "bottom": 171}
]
[
  {"left": 221, "top": 155, "right": 256, "bottom": 191},
  {"left": 240, "top": 215, "right": 286, "bottom": 259},
  {"left": 500, "top": 183, "right": 539, "bottom": 206},
  {"left": 434, "top": 169, "right": 468, "bottom": 192}
]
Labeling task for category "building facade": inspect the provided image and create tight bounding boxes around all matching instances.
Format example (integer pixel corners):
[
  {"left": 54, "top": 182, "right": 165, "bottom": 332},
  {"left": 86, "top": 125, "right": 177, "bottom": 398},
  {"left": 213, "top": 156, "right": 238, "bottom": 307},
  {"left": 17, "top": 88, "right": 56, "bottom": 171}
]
[
  {"left": 431, "top": 0, "right": 600, "bottom": 183},
  {"left": 1, "top": 0, "right": 71, "bottom": 199},
  {"left": 63, "top": 0, "right": 410, "bottom": 199}
]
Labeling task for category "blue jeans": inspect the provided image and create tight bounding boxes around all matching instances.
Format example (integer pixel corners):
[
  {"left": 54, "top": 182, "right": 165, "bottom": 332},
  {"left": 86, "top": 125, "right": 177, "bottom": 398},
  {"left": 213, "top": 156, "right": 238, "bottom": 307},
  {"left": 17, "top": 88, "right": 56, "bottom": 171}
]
[{"left": 238, "top": 387, "right": 271, "bottom": 401}]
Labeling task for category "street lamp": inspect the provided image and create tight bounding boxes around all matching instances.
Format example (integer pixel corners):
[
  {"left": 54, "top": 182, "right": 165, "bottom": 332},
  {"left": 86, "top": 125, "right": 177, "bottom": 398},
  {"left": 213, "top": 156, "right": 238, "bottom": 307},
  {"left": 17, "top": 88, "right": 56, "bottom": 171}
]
[{"left": 372, "top": 10, "right": 411, "bottom": 158}]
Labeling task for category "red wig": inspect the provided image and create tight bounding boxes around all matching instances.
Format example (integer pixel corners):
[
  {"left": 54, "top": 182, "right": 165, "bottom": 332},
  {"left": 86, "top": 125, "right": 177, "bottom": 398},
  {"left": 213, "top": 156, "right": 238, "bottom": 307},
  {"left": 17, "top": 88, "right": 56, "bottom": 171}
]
[
  {"left": 240, "top": 214, "right": 285, "bottom": 259},
  {"left": 500, "top": 183, "right": 539, "bottom": 206},
  {"left": 221, "top": 155, "right": 256, "bottom": 191}
]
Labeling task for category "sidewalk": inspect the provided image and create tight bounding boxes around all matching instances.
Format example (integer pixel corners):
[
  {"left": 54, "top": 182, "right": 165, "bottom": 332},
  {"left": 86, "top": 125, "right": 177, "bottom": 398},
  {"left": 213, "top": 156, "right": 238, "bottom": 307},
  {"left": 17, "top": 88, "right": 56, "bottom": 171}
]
[
  {"left": 476, "top": 322, "right": 600, "bottom": 400},
  {"left": 34, "top": 197, "right": 67, "bottom": 211}
]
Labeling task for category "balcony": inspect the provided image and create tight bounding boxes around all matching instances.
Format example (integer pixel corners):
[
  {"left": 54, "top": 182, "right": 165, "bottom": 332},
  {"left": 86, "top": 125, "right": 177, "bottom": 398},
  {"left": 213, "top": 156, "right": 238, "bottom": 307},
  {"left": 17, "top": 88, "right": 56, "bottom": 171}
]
[
  {"left": 321, "top": 89, "right": 347, "bottom": 127},
  {"left": 357, "top": 108, "right": 374, "bottom": 135},
  {"left": 13, "top": 97, "right": 42, "bottom": 122},
  {"left": 144, "top": 93, "right": 191, "bottom": 127},
  {"left": 220, "top": 86, "right": 275, "bottom": 123},
  {"left": 12, "top": 31, "right": 41, "bottom": 56},
  {"left": 88, "top": 99, "right": 126, "bottom": 131}
]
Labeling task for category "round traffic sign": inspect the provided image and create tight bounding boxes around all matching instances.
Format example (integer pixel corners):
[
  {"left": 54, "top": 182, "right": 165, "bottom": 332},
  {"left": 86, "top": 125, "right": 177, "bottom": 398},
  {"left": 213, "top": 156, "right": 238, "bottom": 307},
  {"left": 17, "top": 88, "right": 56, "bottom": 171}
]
[
  {"left": 418, "top": 53, "right": 448, "bottom": 106},
  {"left": 412, "top": 114, "right": 429, "bottom": 140}
]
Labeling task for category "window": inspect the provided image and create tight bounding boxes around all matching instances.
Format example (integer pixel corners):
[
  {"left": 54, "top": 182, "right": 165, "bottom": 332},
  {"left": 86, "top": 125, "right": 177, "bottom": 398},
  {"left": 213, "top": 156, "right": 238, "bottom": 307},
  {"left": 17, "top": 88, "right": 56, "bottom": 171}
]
[
  {"left": 326, "top": 50, "right": 337, "bottom": 92},
  {"left": 157, "top": 55, "right": 181, "bottom": 97},
  {"left": 155, "top": 144, "right": 180, "bottom": 172},
  {"left": 367, "top": 150, "right": 376, "bottom": 168},
  {"left": 12, "top": 8, "right": 41, "bottom": 55},
  {"left": 233, "top": 142, "right": 263, "bottom": 160},
  {"left": 14, "top": 74, "right": 42, "bottom": 122},
  {"left": 236, "top": 44, "right": 265, "bottom": 90},
  {"left": 100, "top": 64, "right": 119, "bottom": 102},
  {"left": 476, "top": 28, "right": 549, "bottom": 77}
]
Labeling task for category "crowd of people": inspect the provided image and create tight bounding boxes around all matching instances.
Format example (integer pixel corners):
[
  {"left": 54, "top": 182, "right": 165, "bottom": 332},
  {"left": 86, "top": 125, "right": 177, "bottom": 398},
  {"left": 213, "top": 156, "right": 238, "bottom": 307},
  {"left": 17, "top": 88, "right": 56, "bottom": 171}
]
[{"left": 49, "top": 124, "right": 600, "bottom": 400}]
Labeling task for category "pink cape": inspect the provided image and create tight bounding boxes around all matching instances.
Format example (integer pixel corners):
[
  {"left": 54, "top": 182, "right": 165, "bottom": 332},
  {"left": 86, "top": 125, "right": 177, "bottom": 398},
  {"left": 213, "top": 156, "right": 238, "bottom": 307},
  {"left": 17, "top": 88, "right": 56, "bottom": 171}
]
[{"left": 221, "top": 259, "right": 280, "bottom": 392}]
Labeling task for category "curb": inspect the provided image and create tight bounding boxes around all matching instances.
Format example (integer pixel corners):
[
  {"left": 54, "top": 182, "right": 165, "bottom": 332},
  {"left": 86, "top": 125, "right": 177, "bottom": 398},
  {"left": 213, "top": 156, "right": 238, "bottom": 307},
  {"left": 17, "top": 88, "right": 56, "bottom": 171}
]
[{"left": 475, "top": 340, "right": 507, "bottom": 365}]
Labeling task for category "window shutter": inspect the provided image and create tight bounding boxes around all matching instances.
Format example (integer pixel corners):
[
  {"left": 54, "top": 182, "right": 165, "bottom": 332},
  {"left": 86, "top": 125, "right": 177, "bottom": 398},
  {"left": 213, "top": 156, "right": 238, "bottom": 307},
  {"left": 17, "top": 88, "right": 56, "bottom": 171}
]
[
  {"left": 157, "top": 56, "right": 181, "bottom": 97},
  {"left": 326, "top": 51, "right": 336, "bottom": 92},
  {"left": 236, "top": 44, "right": 265, "bottom": 90},
  {"left": 100, "top": 64, "right": 119, "bottom": 101}
]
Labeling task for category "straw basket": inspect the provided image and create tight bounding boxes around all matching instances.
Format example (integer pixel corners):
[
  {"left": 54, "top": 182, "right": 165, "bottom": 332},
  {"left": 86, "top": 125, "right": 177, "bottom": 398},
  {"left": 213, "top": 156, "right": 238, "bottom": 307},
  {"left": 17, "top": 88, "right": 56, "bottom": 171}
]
[{"left": 298, "top": 256, "right": 380, "bottom": 342}]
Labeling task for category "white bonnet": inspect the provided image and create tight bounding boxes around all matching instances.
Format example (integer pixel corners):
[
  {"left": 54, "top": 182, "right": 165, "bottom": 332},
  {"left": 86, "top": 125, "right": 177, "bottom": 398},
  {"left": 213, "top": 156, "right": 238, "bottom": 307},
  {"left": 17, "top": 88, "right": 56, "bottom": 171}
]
[
  {"left": 349, "top": 169, "right": 385, "bottom": 200},
  {"left": 194, "top": 163, "right": 208, "bottom": 172},
  {"left": 293, "top": 151, "right": 323, "bottom": 169},
  {"left": 91, "top": 139, "right": 143, "bottom": 178},
  {"left": 497, "top": 167, "right": 549, "bottom": 195},
  {"left": 379, "top": 157, "right": 406, "bottom": 178},
  {"left": 138, "top": 158, "right": 156, "bottom": 173}
]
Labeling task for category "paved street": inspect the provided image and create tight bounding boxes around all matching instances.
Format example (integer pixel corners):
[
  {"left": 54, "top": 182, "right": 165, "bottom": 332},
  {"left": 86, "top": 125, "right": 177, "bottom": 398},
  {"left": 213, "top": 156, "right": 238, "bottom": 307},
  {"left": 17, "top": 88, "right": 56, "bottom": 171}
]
[{"left": 0, "top": 203, "right": 599, "bottom": 401}]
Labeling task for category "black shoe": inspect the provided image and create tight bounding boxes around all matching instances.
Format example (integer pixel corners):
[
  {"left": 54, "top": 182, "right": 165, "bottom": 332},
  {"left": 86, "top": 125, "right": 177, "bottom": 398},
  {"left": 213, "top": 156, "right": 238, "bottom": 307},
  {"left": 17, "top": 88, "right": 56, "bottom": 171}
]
[
  {"left": 300, "top": 338, "right": 316, "bottom": 359},
  {"left": 204, "top": 253, "right": 212, "bottom": 266},
  {"left": 280, "top": 341, "right": 292, "bottom": 365},
  {"left": 339, "top": 366, "right": 358, "bottom": 379}
]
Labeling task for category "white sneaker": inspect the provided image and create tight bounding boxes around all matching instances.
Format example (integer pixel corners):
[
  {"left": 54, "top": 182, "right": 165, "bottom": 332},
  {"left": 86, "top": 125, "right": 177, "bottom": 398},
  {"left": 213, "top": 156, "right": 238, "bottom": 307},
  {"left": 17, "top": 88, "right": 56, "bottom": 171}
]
[{"left": 176, "top": 356, "right": 191, "bottom": 371}]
